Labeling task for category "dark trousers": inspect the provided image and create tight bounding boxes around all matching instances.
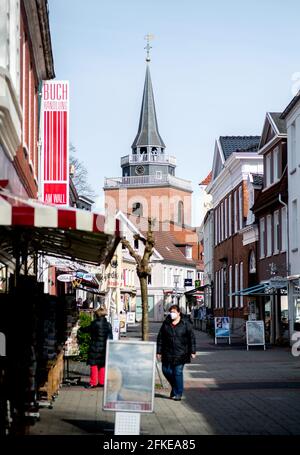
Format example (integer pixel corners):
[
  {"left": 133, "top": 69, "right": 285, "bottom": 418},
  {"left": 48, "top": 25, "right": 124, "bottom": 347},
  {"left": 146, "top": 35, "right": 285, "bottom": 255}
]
[{"left": 162, "top": 363, "right": 184, "bottom": 397}]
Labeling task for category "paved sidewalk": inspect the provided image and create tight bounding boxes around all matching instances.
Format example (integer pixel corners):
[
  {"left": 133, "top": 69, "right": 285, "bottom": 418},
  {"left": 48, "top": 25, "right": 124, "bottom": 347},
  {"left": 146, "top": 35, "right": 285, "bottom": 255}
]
[{"left": 30, "top": 323, "right": 300, "bottom": 435}]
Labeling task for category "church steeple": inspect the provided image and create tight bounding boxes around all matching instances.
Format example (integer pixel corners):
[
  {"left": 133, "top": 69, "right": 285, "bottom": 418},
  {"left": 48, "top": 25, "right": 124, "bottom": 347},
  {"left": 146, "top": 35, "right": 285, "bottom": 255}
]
[{"left": 132, "top": 64, "right": 166, "bottom": 152}]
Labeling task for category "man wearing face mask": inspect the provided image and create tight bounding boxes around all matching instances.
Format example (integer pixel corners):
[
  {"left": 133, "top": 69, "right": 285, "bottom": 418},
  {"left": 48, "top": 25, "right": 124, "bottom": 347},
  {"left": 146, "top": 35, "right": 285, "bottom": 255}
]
[{"left": 156, "top": 304, "right": 196, "bottom": 401}]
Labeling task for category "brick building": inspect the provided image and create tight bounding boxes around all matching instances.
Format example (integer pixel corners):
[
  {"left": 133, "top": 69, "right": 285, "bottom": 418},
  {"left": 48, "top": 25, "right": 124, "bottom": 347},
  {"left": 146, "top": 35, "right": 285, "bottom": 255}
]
[
  {"left": 251, "top": 113, "right": 288, "bottom": 344},
  {"left": 206, "top": 136, "right": 263, "bottom": 337}
]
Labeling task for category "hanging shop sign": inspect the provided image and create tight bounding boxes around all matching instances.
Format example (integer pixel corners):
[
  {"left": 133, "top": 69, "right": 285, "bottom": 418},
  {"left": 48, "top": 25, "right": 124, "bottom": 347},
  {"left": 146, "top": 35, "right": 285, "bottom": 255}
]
[
  {"left": 214, "top": 317, "right": 231, "bottom": 345},
  {"left": 57, "top": 274, "right": 74, "bottom": 283},
  {"left": 41, "top": 80, "right": 69, "bottom": 206}
]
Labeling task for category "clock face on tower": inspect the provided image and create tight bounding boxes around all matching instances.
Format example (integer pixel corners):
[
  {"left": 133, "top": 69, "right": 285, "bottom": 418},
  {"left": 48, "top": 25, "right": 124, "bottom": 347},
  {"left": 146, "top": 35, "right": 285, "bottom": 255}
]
[{"left": 135, "top": 165, "right": 145, "bottom": 175}]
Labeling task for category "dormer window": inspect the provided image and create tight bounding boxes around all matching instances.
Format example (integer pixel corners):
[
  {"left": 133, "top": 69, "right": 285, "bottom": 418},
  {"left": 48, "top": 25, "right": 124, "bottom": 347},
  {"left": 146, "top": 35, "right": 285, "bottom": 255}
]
[{"left": 185, "top": 245, "right": 192, "bottom": 259}]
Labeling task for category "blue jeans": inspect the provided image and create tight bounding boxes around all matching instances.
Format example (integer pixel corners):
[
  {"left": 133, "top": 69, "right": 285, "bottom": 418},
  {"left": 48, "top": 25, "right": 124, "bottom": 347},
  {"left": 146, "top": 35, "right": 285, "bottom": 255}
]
[{"left": 162, "top": 363, "right": 184, "bottom": 397}]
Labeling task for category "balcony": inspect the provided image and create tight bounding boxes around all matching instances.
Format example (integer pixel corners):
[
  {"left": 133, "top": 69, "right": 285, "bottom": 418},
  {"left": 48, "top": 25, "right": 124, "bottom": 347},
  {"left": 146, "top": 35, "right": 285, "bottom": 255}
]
[
  {"left": 104, "top": 174, "right": 192, "bottom": 192},
  {"left": 121, "top": 153, "right": 176, "bottom": 166}
]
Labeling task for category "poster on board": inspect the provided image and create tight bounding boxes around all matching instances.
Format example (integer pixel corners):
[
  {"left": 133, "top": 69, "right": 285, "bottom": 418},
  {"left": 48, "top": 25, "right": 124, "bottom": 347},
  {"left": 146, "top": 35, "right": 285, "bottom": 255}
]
[
  {"left": 119, "top": 313, "right": 127, "bottom": 334},
  {"left": 126, "top": 312, "right": 135, "bottom": 324},
  {"left": 246, "top": 320, "right": 266, "bottom": 350},
  {"left": 214, "top": 317, "right": 231, "bottom": 344},
  {"left": 103, "top": 340, "right": 156, "bottom": 413}
]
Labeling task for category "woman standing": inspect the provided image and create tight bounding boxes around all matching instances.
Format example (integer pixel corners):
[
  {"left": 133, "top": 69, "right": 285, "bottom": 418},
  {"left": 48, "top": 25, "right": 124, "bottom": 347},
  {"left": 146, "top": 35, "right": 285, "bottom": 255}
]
[
  {"left": 79, "top": 305, "right": 112, "bottom": 389},
  {"left": 157, "top": 304, "right": 196, "bottom": 401}
]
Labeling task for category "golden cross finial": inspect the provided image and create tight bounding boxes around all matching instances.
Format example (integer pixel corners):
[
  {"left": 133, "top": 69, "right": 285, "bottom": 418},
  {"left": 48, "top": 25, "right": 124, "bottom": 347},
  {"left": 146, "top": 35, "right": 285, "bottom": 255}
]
[{"left": 144, "top": 34, "right": 154, "bottom": 62}]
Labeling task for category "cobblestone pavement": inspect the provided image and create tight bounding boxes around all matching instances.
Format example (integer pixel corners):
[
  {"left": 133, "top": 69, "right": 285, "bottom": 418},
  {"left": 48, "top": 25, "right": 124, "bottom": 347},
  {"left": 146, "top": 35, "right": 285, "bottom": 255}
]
[{"left": 30, "top": 322, "right": 300, "bottom": 435}]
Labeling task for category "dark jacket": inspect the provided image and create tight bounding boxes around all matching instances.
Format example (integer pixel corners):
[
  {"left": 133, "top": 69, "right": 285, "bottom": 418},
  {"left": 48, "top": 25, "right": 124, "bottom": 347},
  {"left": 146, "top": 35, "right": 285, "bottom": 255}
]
[
  {"left": 80, "top": 316, "right": 113, "bottom": 366},
  {"left": 157, "top": 314, "right": 196, "bottom": 365}
]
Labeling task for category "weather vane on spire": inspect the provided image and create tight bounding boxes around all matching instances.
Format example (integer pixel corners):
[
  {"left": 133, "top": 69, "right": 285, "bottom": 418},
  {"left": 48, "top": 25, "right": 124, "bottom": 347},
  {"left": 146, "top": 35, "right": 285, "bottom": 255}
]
[{"left": 144, "top": 33, "right": 154, "bottom": 62}]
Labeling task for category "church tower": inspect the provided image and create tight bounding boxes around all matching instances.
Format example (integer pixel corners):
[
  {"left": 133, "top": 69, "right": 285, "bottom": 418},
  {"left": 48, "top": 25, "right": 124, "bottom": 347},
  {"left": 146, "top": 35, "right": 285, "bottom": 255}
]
[{"left": 104, "top": 41, "right": 192, "bottom": 226}]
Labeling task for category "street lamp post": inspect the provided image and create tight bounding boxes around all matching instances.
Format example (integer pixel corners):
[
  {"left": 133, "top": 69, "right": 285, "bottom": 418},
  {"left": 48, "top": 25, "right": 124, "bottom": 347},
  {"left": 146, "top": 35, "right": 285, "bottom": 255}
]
[{"left": 173, "top": 274, "right": 180, "bottom": 307}]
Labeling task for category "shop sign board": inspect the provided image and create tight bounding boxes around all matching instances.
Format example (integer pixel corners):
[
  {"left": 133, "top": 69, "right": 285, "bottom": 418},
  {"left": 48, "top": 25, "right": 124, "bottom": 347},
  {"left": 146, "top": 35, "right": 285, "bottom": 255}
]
[
  {"left": 103, "top": 340, "right": 156, "bottom": 413},
  {"left": 119, "top": 313, "right": 127, "bottom": 334},
  {"left": 126, "top": 312, "right": 136, "bottom": 324},
  {"left": 57, "top": 274, "right": 74, "bottom": 282},
  {"left": 112, "top": 318, "right": 120, "bottom": 340},
  {"left": 214, "top": 317, "right": 231, "bottom": 345},
  {"left": 41, "top": 80, "right": 69, "bottom": 206},
  {"left": 246, "top": 320, "right": 266, "bottom": 350}
]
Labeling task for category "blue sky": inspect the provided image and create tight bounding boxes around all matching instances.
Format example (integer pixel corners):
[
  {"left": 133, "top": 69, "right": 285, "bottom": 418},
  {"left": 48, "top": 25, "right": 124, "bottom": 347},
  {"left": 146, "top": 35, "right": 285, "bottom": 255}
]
[{"left": 49, "top": 0, "right": 300, "bottom": 224}]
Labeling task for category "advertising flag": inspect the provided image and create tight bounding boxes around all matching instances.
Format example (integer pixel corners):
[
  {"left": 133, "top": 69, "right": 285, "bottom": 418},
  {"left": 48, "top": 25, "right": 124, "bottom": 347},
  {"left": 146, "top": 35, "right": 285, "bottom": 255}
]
[{"left": 40, "top": 81, "right": 69, "bottom": 206}]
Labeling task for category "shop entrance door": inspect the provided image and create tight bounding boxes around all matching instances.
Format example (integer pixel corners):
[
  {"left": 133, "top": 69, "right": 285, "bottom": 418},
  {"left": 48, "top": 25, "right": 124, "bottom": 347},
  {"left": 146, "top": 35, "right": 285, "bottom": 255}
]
[{"left": 136, "top": 296, "right": 155, "bottom": 322}]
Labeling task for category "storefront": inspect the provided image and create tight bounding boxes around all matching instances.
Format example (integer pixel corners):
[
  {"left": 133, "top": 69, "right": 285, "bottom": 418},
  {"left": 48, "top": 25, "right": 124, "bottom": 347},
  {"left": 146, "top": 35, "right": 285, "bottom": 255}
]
[{"left": 0, "top": 188, "right": 120, "bottom": 435}]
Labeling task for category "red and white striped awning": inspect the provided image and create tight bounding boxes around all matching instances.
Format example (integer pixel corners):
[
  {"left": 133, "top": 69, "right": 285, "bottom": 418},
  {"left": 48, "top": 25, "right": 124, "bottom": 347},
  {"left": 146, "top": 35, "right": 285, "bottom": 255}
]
[{"left": 0, "top": 188, "right": 120, "bottom": 265}]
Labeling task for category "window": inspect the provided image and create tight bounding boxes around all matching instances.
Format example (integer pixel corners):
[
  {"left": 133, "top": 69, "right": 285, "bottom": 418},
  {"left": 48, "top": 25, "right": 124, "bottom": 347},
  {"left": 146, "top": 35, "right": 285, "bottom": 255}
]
[
  {"left": 168, "top": 268, "right": 172, "bottom": 286},
  {"left": 224, "top": 198, "right": 228, "bottom": 239},
  {"left": 235, "top": 264, "right": 239, "bottom": 308},
  {"left": 218, "top": 206, "right": 221, "bottom": 243},
  {"left": 281, "top": 206, "right": 287, "bottom": 252},
  {"left": 187, "top": 270, "right": 193, "bottom": 280},
  {"left": 215, "top": 272, "right": 218, "bottom": 308},
  {"left": 134, "top": 237, "right": 139, "bottom": 249},
  {"left": 122, "top": 236, "right": 127, "bottom": 249},
  {"left": 163, "top": 267, "right": 167, "bottom": 286},
  {"left": 185, "top": 246, "right": 192, "bottom": 259},
  {"left": 156, "top": 171, "right": 162, "bottom": 179},
  {"left": 234, "top": 191, "right": 238, "bottom": 233},
  {"left": 220, "top": 268, "right": 224, "bottom": 308},
  {"left": 221, "top": 202, "right": 224, "bottom": 242},
  {"left": 229, "top": 265, "right": 233, "bottom": 308},
  {"left": 178, "top": 201, "right": 184, "bottom": 225},
  {"left": 214, "top": 209, "right": 218, "bottom": 245},
  {"left": 259, "top": 218, "right": 265, "bottom": 258},
  {"left": 238, "top": 186, "right": 243, "bottom": 229},
  {"left": 249, "top": 250, "right": 256, "bottom": 274},
  {"left": 239, "top": 262, "right": 243, "bottom": 307},
  {"left": 266, "top": 153, "right": 271, "bottom": 186},
  {"left": 228, "top": 194, "right": 232, "bottom": 237},
  {"left": 273, "top": 147, "right": 279, "bottom": 182},
  {"left": 148, "top": 274, "right": 152, "bottom": 285},
  {"left": 267, "top": 214, "right": 272, "bottom": 256},
  {"left": 132, "top": 202, "right": 143, "bottom": 216},
  {"left": 292, "top": 199, "right": 298, "bottom": 250},
  {"left": 291, "top": 122, "right": 296, "bottom": 170},
  {"left": 273, "top": 210, "right": 279, "bottom": 254}
]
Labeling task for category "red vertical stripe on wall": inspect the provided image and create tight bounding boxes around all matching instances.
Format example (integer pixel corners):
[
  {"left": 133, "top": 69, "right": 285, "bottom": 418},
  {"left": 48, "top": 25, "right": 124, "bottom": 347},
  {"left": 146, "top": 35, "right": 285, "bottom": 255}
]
[
  {"left": 53, "top": 111, "right": 57, "bottom": 180},
  {"left": 63, "top": 111, "right": 67, "bottom": 180}
]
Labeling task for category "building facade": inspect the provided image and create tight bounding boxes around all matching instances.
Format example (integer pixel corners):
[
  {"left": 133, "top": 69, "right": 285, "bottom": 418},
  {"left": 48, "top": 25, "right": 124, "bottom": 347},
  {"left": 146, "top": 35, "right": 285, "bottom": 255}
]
[
  {"left": 251, "top": 112, "right": 288, "bottom": 344},
  {"left": 206, "top": 136, "right": 263, "bottom": 337},
  {"left": 281, "top": 94, "right": 300, "bottom": 338}
]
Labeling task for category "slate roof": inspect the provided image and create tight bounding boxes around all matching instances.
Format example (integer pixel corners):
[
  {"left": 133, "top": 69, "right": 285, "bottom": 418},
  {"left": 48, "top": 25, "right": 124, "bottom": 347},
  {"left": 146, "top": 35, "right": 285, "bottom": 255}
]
[
  {"left": 252, "top": 174, "right": 263, "bottom": 187},
  {"left": 269, "top": 112, "right": 286, "bottom": 135},
  {"left": 220, "top": 136, "right": 261, "bottom": 160},
  {"left": 280, "top": 92, "right": 300, "bottom": 120},
  {"left": 132, "top": 65, "right": 166, "bottom": 149}
]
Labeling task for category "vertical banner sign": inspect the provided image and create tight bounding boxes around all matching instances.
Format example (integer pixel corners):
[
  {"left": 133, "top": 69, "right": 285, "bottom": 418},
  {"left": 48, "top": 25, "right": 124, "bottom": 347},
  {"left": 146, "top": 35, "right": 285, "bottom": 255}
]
[{"left": 41, "top": 81, "right": 69, "bottom": 205}]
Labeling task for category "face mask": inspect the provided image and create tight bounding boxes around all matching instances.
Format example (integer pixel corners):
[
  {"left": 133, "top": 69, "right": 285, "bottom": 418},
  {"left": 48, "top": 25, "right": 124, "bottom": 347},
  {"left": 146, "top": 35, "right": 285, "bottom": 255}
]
[{"left": 169, "top": 312, "right": 177, "bottom": 320}]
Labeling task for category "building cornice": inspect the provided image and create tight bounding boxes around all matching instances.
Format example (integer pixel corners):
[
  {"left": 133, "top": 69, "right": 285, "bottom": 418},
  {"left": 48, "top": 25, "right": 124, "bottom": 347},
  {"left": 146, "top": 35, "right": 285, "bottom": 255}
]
[{"left": 23, "top": 0, "right": 55, "bottom": 80}]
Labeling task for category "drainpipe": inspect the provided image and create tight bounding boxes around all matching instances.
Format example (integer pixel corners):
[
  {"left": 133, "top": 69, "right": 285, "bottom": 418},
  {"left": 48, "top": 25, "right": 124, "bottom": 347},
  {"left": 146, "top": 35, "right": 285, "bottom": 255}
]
[{"left": 278, "top": 193, "right": 291, "bottom": 342}]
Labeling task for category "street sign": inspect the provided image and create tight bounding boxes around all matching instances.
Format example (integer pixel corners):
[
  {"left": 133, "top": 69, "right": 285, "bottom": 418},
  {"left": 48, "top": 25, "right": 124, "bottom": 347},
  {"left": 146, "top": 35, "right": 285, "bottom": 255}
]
[
  {"left": 57, "top": 274, "right": 74, "bottom": 282},
  {"left": 269, "top": 276, "right": 288, "bottom": 289},
  {"left": 184, "top": 278, "right": 193, "bottom": 287}
]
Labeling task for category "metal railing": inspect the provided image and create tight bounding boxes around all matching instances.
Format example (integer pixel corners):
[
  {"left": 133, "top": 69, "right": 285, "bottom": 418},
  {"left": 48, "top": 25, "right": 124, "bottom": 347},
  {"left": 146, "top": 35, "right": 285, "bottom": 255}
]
[
  {"left": 104, "top": 174, "right": 192, "bottom": 191},
  {"left": 121, "top": 153, "right": 176, "bottom": 166}
]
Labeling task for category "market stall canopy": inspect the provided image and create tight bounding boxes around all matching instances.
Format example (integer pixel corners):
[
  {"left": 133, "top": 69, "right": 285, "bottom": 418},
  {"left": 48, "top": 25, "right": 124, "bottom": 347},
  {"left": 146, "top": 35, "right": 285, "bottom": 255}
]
[{"left": 0, "top": 187, "right": 120, "bottom": 265}]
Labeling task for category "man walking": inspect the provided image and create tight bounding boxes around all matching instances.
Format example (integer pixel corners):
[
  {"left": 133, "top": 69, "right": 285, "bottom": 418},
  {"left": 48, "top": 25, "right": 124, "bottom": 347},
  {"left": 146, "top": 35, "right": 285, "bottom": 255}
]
[{"left": 157, "top": 304, "right": 196, "bottom": 401}]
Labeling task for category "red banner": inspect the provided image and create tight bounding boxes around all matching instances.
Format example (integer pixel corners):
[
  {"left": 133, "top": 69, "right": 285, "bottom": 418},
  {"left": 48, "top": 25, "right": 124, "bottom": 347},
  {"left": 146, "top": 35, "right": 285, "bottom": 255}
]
[{"left": 41, "top": 81, "right": 69, "bottom": 206}]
